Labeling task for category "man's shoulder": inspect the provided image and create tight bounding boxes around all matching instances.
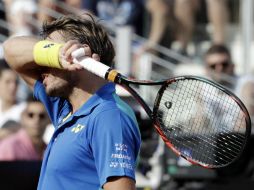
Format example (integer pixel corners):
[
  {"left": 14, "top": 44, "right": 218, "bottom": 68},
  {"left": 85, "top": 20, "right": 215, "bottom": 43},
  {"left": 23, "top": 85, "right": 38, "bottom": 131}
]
[
  {"left": 91, "top": 94, "right": 138, "bottom": 126},
  {"left": 92, "top": 95, "right": 125, "bottom": 115}
]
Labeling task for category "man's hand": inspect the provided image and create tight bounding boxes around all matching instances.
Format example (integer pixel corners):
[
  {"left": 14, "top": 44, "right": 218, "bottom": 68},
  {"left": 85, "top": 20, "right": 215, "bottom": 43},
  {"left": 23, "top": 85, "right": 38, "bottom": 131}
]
[{"left": 59, "top": 40, "right": 100, "bottom": 71}]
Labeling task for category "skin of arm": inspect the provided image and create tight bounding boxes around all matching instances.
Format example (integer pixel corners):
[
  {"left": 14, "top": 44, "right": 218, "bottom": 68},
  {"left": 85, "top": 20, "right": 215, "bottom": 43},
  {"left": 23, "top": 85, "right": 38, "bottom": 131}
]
[
  {"left": 206, "top": 0, "right": 229, "bottom": 44},
  {"left": 103, "top": 177, "right": 136, "bottom": 190},
  {"left": 145, "top": 0, "right": 169, "bottom": 49},
  {"left": 3, "top": 36, "right": 41, "bottom": 89},
  {"left": 37, "top": 0, "right": 56, "bottom": 22}
]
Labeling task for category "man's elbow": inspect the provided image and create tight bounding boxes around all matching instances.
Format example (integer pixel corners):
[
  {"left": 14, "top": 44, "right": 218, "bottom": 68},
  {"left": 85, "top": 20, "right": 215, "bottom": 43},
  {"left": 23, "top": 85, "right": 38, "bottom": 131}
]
[
  {"left": 2, "top": 36, "right": 34, "bottom": 72},
  {"left": 3, "top": 38, "right": 17, "bottom": 67}
]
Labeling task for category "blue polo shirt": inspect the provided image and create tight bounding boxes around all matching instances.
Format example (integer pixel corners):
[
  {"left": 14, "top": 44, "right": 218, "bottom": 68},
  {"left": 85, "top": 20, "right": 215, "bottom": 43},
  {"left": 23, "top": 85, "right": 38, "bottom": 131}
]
[{"left": 34, "top": 81, "right": 141, "bottom": 190}]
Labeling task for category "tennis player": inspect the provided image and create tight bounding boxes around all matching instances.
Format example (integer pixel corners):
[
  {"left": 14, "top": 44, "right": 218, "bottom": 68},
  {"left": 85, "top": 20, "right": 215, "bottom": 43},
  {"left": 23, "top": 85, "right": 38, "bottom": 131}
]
[{"left": 3, "top": 14, "right": 141, "bottom": 190}]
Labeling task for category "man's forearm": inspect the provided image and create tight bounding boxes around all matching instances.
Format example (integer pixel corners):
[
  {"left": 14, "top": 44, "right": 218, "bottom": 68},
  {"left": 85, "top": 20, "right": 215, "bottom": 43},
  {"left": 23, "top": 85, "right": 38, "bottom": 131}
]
[
  {"left": 3, "top": 36, "right": 43, "bottom": 88},
  {"left": 3, "top": 36, "right": 39, "bottom": 72}
]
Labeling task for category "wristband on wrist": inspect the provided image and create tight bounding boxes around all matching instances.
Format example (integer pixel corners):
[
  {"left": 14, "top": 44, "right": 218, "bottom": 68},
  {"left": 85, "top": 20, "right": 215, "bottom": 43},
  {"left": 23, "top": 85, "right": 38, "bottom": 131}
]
[{"left": 33, "top": 40, "right": 63, "bottom": 69}]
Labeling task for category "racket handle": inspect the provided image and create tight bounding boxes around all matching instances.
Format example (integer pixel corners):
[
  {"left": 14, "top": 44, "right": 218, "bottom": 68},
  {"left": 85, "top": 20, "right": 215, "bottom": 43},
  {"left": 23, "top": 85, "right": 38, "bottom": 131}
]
[{"left": 72, "top": 48, "right": 112, "bottom": 80}]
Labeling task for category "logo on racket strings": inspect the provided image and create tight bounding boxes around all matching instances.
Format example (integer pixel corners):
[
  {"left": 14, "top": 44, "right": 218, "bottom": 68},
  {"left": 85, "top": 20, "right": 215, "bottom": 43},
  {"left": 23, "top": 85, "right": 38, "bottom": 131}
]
[{"left": 165, "top": 101, "right": 172, "bottom": 109}]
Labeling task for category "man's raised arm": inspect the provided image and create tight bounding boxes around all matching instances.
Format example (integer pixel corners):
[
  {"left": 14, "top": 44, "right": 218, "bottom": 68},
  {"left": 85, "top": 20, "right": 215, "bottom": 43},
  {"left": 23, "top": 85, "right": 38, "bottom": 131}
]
[
  {"left": 3, "top": 36, "right": 88, "bottom": 90},
  {"left": 3, "top": 36, "right": 42, "bottom": 89}
]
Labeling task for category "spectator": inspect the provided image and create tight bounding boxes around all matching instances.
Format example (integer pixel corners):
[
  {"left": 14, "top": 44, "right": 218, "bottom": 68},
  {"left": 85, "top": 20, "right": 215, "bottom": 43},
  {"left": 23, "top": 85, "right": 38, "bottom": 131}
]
[
  {"left": 235, "top": 75, "right": 254, "bottom": 119},
  {"left": 142, "top": 0, "right": 229, "bottom": 55},
  {"left": 0, "top": 0, "right": 9, "bottom": 38},
  {"left": 3, "top": 0, "right": 38, "bottom": 36},
  {"left": 204, "top": 44, "right": 236, "bottom": 90},
  {"left": 142, "top": 0, "right": 175, "bottom": 53},
  {"left": 0, "top": 120, "right": 20, "bottom": 141},
  {"left": 0, "top": 96, "right": 49, "bottom": 161},
  {"left": 0, "top": 59, "right": 26, "bottom": 127},
  {"left": 37, "top": 0, "right": 82, "bottom": 23},
  {"left": 174, "top": 0, "right": 229, "bottom": 52},
  {"left": 82, "top": 0, "right": 144, "bottom": 35}
]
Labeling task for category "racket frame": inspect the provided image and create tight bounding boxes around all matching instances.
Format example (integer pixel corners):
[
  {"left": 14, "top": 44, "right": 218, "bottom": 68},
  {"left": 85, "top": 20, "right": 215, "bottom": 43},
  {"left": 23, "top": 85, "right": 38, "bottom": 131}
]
[
  {"left": 73, "top": 52, "right": 251, "bottom": 169},
  {"left": 119, "top": 75, "right": 251, "bottom": 169}
]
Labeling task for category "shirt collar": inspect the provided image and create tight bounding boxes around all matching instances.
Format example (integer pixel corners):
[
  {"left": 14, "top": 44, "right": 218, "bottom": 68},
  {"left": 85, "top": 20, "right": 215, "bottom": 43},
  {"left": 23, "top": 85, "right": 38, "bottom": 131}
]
[
  {"left": 70, "top": 82, "right": 115, "bottom": 118},
  {"left": 55, "top": 83, "right": 115, "bottom": 130}
]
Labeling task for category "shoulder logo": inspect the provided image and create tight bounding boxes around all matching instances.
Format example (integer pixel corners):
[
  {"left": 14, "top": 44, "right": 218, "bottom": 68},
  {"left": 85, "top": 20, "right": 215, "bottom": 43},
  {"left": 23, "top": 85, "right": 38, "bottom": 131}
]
[{"left": 71, "top": 124, "right": 85, "bottom": 133}]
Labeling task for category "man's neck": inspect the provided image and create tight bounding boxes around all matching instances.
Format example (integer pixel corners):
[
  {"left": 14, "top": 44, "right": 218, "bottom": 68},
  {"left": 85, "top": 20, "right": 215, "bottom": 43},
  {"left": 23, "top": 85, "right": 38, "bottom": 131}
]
[
  {"left": 68, "top": 88, "right": 92, "bottom": 113},
  {"left": 68, "top": 76, "right": 108, "bottom": 113}
]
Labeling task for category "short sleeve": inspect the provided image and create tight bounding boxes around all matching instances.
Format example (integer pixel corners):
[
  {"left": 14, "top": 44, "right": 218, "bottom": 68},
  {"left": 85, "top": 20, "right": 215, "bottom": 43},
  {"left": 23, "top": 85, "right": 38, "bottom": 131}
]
[{"left": 90, "top": 108, "right": 141, "bottom": 187}]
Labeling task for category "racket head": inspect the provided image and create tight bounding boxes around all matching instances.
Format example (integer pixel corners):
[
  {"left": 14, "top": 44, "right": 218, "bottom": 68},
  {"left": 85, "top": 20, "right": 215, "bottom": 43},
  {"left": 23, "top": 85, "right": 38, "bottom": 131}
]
[{"left": 153, "top": 76, "right": 251, "bottom": 169}]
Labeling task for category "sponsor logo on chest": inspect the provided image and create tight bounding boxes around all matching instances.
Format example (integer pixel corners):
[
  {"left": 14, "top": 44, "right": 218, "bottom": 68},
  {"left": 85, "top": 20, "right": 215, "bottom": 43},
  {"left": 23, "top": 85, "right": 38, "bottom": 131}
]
[{"left": 71, "top": 124, "right": 85, "bottom": 133}]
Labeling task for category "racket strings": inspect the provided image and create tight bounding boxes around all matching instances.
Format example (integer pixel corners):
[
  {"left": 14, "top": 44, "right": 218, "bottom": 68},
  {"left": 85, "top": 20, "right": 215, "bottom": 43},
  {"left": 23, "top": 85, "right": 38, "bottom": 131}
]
[
  {"left": 165, "top": 81, "right": 246, "bottom": 157},
  {"left": 158, "top": 111, "right": 244, "bottom": 165},
  {"left": 161, "top": 80, "right": 244, "bottom": 135},
  {"left": 156, "top": 79, "right": 247, "bottom": 167},
  {"left": 158, "top": 111, "right": 244, "bottom": 154},
  {"left": 162, "top": 120, "right": 241, "bottom": 164},
  {"left": 159, "top": 112, "right": 241, "bottom": 166},
  {"left": 160, "top": 83, "right": 244, "bottom": 138},
  {"left": 165, "top": 128, "right": 219, "bottom": 164},
  {"left": 160, "top": 118, "right": 240, "bottom": 164}
]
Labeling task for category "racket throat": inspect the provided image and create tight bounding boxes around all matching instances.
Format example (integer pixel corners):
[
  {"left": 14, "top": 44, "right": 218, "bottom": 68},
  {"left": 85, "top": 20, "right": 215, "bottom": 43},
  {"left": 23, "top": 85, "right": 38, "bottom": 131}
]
[
  {"left": 105, "top": 69, "right": 154, "bottom": 119},
  {"left": 105, "top": 69, "right": 122, "bottom": 84}
]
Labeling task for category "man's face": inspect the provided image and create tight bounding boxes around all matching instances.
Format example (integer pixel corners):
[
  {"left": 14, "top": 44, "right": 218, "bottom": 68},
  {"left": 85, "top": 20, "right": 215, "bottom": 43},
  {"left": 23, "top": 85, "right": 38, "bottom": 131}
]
[
  {"left": 22, "top": 102, "right": 49, "bottom": 138},
  {"left": 41, "top": 68, "right": 75, "bottom": 97},
  {"left": 42, "top": 31, "right": 78, "bottom": 97},
  {"left": 0, "top": 69, "right": 18, "bottom": 103},
  {"left": 205, "top": 53, "right": 234, "bottom": 84}
]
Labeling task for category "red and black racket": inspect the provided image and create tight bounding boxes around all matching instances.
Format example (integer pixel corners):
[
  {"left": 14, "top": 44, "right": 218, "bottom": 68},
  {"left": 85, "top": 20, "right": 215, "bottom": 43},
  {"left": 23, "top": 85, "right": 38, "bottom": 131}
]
[{"left": 72, "top": 49, "right": 251, "bottom": 169}]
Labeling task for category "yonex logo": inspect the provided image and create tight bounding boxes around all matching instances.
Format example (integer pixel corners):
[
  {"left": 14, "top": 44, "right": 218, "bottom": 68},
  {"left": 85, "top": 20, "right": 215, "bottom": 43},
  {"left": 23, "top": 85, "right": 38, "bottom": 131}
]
[
  {"left": 71, "top": 124, "right": 85, "bottom": 133},
  {"left": 165, "top": 101, "right": 172, "bottom": 109},
  {"left": 43, "top": 43, "right": 55, "bottom": 48}
]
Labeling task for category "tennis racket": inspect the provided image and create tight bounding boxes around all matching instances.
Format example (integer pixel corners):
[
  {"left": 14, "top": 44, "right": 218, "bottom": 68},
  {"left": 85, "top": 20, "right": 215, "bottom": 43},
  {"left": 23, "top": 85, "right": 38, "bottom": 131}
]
[{"left": 72, "top": 49, "right": 251, "bottom": 169}]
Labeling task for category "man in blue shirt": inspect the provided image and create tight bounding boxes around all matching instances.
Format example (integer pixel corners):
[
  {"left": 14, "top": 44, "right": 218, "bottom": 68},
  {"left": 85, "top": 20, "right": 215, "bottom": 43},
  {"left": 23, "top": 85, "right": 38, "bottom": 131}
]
[{"left": 3, "top": 14, "right": 141, "bottom": 190}]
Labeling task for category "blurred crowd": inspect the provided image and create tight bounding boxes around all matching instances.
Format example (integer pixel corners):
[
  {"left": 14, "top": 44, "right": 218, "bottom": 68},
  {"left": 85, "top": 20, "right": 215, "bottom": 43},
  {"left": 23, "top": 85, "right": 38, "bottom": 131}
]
[{"left": 0, "top": 0, "right": 254, "bottom": 189}]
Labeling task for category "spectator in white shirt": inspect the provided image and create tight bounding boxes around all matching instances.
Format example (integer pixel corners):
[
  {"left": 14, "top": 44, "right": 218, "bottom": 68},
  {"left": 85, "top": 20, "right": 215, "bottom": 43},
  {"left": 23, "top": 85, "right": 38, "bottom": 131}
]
[{"left": 0, "top": 59, "right": 26, "bottom": 128}]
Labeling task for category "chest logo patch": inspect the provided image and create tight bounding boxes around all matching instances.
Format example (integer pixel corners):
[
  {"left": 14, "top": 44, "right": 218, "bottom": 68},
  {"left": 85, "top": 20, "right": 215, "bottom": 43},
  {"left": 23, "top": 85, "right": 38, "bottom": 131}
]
[{"left": 71, "top": 124, "right": 85, "bottom": 133}]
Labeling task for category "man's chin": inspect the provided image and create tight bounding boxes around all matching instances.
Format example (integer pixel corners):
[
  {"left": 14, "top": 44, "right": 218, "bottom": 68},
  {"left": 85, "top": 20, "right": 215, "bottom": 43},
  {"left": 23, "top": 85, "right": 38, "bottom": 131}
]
[
  {"left": 46, "top": 87, "right": 69, "bottom": 98},
  {"left": 46, "top": 88, "right": 59, "bottom": 97}
]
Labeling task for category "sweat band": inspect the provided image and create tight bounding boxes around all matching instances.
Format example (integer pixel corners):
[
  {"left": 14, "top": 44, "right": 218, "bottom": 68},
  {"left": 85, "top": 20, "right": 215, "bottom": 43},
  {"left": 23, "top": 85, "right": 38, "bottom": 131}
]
[{"left": 33, "top": 40, "right": 63, "bottom": 69}]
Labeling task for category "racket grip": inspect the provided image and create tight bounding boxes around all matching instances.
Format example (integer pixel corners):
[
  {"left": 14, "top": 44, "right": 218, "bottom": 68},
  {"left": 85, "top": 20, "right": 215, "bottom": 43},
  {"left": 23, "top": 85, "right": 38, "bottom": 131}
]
[{"left": 72, "top": 48, "right": 111, "bottom": 79}]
